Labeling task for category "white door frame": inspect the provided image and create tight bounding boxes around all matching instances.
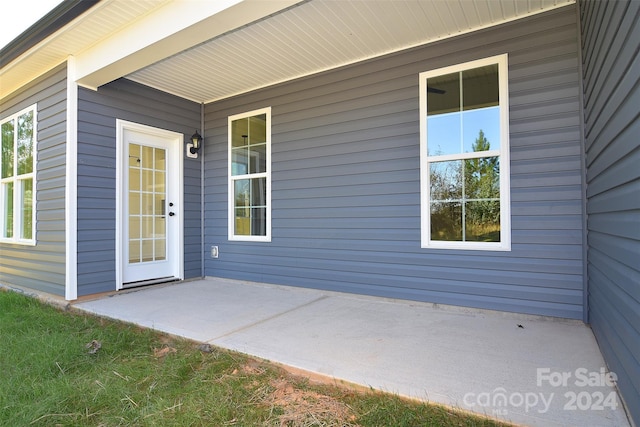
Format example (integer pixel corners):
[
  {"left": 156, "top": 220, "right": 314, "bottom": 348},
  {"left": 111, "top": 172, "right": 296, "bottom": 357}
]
[{"left": 115, "top": 120, "right": 184, "bottom": 290}]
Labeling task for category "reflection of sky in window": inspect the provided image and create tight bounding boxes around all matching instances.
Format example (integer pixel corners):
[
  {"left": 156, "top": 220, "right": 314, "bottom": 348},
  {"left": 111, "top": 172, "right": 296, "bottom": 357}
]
[
  {"left": 427, "top": 114, "right": 460, "bottom": 155},
  {"left": 427, "top": 106, "right": 500, "bottom": 155},
  {"left": 462, "top": 107, "right": 499, "bottom": 152}
]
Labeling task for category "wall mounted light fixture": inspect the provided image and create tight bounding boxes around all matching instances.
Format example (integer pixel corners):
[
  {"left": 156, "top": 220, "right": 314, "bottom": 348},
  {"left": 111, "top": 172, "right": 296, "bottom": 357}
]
[{"left": 187, "top": 130, "right": 202, "bottom": 158}]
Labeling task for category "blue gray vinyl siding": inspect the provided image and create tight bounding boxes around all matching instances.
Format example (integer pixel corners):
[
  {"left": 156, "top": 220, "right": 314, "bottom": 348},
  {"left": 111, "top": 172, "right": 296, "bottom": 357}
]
[
  {"left": 77, "top": 79, "right": 201, "bottom": 295},
  {"left": 0, "top": 64, "right": 67, "bottom": 295},
  {"left": 204, "top": 5, "right": 585, "bottom": 319},
  {"left": 580, "top": 0, "right": 640, "bottom": 422}
]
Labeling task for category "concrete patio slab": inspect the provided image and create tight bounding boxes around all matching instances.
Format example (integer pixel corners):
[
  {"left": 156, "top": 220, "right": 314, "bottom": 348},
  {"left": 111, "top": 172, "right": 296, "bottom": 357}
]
[{"left": 75, "top": 278, "right": 631, "bottom": 427}]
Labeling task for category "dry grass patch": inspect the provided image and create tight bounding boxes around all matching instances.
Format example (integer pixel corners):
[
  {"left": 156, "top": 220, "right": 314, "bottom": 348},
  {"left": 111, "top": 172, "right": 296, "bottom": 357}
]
[{"left": 264, "top": 377, "right": 359, "bottom": 427}]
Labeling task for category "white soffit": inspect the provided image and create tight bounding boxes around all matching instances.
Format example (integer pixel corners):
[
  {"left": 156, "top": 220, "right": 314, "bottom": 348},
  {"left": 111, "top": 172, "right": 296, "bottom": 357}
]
[
  {"left": 0, "top": 0, "right": 171, "bottom": 99},
  {"left": 126, "top": 0, "right": 575, "bottom": 103},
  {"left": 1, "top": 0, "right": 297, "bottom": 100}
]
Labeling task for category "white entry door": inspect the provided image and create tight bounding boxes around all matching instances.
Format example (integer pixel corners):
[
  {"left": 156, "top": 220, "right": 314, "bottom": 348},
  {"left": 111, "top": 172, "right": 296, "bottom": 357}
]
[{"left": 117, "top": 121, "right": 183, "bottom": 288}]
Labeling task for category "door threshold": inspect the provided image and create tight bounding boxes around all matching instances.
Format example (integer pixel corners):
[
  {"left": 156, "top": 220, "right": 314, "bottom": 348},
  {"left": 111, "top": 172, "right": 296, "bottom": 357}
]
[{"left": 121, "top": 277, "right": 180, "bottom": 290}]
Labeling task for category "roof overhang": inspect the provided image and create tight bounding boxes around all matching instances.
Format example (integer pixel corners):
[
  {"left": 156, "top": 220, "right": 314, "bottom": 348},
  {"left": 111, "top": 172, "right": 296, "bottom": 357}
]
[
  {"left": 0, "top": 0, "right": 99, "bottom": 69},
  {"left": 1, "top": 0, "right": 575, "bottom": 103}
]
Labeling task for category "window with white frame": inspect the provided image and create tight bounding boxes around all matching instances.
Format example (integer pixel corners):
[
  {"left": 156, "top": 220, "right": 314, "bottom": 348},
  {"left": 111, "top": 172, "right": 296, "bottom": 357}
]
[
  {"left": 228, "top": 107, "right": 271, "bottom": 241},
  {"left": 1, "top": 105, "right": 36, "bottom": 244},
  {"left": 420, "top": 55, "right": 510, "bottom": 250}
]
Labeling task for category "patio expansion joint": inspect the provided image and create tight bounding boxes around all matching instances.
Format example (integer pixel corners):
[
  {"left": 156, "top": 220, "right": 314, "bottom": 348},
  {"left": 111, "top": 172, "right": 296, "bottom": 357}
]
[{"left": 206, "top": 295, "right": 329, "bottom": 343}]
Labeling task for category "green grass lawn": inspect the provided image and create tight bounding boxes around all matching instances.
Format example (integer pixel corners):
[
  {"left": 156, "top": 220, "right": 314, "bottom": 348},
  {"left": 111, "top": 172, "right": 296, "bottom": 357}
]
[{"left": 0, "top": 290, "right": 510, "bottom": 426}]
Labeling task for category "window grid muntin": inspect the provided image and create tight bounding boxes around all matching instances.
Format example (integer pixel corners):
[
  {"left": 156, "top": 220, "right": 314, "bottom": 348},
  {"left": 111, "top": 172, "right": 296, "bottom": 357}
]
[
  {"left": 228, "top": 107, "right": 271, "bottom": 241},
  {"left": 0, "top": 105, "right": 36, "bottom": 244},
  {"left": 420, "top": 55, "right": 510, "bottom": 250}
]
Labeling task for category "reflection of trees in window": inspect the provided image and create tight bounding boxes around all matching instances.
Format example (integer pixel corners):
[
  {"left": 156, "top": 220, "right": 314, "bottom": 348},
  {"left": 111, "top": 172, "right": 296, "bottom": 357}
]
[
  {"left": 4, "top": 182, "right": 14, "bottom": 238},
  {"left": 1, "top": 121, "right": 14, "bottom": 179},
  {"left": 430, "top": 160, "right": 462, "bottom": 241},
  {"left": 430, "top": 129, "right": 500, "bottom": 242},
  {"left": 464, "top": 130, "right": 500, "bottom": 238},
  {"left": 22, "top": 179, "right": 33, "bottom": 240},
  {"left": 17, "top": 112, "right": 34, "bottom": 175},
  {"left": 1, "top": 112, "right": 33, "bottom": 177}
]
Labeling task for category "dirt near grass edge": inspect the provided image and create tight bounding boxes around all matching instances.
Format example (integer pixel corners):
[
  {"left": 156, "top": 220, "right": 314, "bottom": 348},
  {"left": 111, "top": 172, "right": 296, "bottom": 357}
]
[
  {"left": 232, "top": 360, "right": 360, "bottom": 427},
  {"left": 232, "top": 358, "right": 512, "bottom": 427},
  {"left": 265, "top": 376, "right": 359, "bottom": 427}
]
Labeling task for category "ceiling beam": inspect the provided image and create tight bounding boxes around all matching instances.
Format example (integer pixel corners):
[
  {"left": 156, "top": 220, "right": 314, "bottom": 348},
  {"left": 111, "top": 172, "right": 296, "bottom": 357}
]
[{"left": 75, "top": 0, "right": 303, "bottom": 91}]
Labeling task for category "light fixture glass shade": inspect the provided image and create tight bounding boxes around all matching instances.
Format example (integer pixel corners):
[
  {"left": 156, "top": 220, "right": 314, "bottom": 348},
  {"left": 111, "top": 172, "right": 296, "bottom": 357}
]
[
  {"left": 190, "top": 130, "right": 202, "bottom": 153},
  {"left": 191, "top": 131, "right": 202, "bottom": 149}
]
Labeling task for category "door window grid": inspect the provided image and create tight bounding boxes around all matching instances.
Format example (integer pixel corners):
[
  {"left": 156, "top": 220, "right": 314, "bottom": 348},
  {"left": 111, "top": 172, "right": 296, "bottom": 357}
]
[{"left": 128, "top": 143, "right": 167, "bottom": 263}]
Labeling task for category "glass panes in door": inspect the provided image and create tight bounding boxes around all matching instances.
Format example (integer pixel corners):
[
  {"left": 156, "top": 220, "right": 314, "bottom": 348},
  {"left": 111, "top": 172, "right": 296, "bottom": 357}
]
[{"left": 128, "top": 143, "right": 167, "bottom": 263}]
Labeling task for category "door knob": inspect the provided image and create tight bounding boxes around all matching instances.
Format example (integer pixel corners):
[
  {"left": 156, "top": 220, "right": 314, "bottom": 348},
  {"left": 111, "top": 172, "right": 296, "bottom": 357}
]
[{"left": 169, "top": 212, "right": 175, "bottom": 216}]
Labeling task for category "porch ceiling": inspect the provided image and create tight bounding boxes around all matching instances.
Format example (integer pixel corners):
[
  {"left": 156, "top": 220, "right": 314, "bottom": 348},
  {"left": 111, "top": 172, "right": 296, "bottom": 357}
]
[
  {"left": 128, "top": 0, "right": 574, "bottom": 103},
  {"left": 1, "top": 0, "right": 575, "bottom": 104}
]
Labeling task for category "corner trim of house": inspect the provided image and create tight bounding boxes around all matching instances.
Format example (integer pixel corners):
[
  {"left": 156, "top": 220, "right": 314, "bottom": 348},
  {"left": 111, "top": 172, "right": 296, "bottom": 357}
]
[
  {"left": 65, "top": 56, "right": 78, "bottom": 301},
  {"left": 575, "top": 2, "right": 589, "bottom": 324}
]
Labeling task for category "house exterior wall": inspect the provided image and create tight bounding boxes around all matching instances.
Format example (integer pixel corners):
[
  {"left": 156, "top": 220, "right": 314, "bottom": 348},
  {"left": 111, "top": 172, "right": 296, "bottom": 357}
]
[
  {"left": 0, "top": 63, "right": 68, "bottom": 295},
  {"left": 580, "top": 0, "right": 640, "bottom": 422},
  {"left": 204, "top": 5, "right": 586, "bottom": 319},
  {"left": 76, "top": 79, "right": 201, "bottom": 296}
]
